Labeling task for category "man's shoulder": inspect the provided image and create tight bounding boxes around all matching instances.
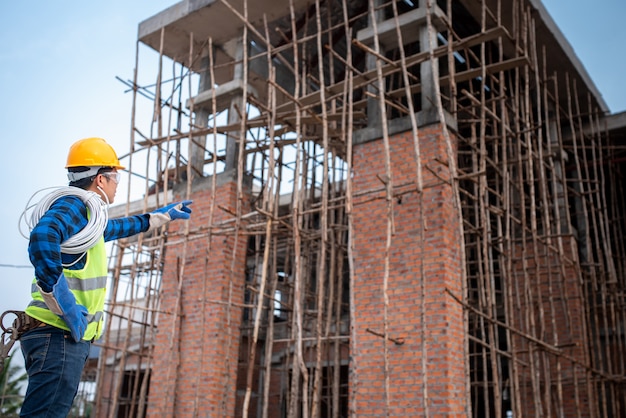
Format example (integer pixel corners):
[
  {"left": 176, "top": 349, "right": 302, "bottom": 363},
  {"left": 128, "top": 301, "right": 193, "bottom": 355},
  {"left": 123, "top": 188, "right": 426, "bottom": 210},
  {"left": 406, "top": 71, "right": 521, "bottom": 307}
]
[
  {"left": 51, "top": 193, "right": 85, "bottom": 207},
  {"left": 46, "top": 194, "right": 88, "bottom": 218}
]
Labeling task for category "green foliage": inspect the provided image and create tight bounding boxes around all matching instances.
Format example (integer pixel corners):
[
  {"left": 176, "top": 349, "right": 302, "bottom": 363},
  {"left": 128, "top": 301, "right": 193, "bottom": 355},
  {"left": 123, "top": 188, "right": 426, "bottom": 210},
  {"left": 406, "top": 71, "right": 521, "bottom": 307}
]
[{"left": 0, "top": 353, "right": 27, "bottom": 417}]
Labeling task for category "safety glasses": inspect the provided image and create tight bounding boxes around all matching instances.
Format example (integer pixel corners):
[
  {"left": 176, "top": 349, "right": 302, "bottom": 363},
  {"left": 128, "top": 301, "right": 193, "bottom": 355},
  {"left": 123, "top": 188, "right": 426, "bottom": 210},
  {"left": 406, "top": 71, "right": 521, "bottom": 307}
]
[{"left": 102, "top": 172, "right": 121, "bottom": 184}]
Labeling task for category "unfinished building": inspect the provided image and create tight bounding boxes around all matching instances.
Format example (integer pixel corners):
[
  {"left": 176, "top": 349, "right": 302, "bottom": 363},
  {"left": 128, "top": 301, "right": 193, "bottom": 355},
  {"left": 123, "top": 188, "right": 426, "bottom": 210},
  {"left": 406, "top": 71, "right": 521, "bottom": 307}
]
[{"left": 73, "top": 0, "right": 626, "bottom": 416}]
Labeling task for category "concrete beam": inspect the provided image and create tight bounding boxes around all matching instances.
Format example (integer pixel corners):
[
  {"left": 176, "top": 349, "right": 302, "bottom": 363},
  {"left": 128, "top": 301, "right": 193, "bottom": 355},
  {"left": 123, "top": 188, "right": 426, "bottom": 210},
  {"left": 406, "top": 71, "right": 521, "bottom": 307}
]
[
  {"left": 187, "top": 79, "right": 258, "bottom": 113},
  {"left": 356, "top": 5, "right": 447, "bottom": 49}
]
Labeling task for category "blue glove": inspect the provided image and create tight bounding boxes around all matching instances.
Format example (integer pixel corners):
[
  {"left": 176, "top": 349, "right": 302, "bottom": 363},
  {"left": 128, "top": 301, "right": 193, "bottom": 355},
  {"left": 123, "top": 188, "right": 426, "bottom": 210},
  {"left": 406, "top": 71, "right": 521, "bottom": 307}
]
[
  {"left": 39, "top": 273, "right": 89, "bottom": 342},
  {"left": 149, "top": 200, "right": 193, "bottom": 230},
  {"left": 153, "top": 200, "right": 193, "bottom": 219}
]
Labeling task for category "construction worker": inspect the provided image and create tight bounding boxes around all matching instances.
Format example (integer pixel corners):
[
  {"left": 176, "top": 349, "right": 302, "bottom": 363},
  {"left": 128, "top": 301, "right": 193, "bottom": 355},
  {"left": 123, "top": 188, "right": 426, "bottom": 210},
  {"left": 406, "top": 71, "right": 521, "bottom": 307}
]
[{"left": 19, "top": 137, "right": 193, "bottom": 417}]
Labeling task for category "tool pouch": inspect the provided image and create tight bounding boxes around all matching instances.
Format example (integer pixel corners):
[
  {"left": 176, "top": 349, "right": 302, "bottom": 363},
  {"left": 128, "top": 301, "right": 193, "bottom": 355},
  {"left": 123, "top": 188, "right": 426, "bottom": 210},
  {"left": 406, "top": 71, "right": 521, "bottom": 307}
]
[
  {"left": 0, "top": 311, "right": 43, "bottom": 356},
  {"left": 1, "top": 310, "right": 44, "bottom": 373},
  {"left": 8, "top": 311, "right": 44, "bottom": 338}
]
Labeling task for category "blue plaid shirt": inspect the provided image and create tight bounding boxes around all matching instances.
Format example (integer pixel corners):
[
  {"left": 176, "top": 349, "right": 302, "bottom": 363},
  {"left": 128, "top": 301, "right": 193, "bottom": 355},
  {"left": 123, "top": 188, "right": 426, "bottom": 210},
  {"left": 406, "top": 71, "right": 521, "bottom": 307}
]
[{"left": 29, "top": 195, "right": 150, "bottom": 292}]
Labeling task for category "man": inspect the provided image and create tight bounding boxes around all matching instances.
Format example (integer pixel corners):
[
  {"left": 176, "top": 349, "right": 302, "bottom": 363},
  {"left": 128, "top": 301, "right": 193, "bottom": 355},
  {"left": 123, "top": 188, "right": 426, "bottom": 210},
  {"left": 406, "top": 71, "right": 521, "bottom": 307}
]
[{"left": 19, "top": 137, "right": 193, "bottom": 417}]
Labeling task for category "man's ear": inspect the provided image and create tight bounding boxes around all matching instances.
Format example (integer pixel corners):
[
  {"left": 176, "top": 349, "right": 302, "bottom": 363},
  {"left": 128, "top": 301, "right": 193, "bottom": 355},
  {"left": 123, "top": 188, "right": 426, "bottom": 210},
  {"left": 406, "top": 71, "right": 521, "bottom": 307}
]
[{"left": 90, "top": 173, "right": 105, "bottom": 191}]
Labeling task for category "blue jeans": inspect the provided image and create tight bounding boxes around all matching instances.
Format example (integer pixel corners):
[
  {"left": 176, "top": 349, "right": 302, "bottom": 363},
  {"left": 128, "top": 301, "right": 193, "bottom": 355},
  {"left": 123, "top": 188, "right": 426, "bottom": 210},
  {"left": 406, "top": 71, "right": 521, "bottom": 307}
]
[{"left": 20, "top": 325, "right": 91, "bottom": 418}]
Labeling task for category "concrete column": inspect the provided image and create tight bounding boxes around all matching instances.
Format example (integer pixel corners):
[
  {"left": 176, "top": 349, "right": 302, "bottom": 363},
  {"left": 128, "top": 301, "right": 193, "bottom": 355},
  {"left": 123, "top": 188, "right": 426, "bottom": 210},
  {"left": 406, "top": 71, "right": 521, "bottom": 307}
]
[
  {"left": 365, "top": 0, "right": 384, "bottom": 129},
  {"left": 225, "top": 37, "right": 245, "bottom": 172},
  {"left": 419, "top": 1, "right": 439, "bottom": 115},
  {"left": 189, "top": 55, "right": 213, "bottom": 179}
]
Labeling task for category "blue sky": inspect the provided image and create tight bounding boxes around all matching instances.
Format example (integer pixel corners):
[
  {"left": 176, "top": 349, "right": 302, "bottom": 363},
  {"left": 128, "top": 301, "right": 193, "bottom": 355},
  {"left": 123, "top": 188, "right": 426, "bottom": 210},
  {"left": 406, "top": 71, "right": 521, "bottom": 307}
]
[
  {"left": 0, "top": 0, "right": 625, "bottom": 322},
  {"left": 542, "top": 0, "right": 625, "bottom": 113},
  {"left": 0, "top": 1, "right": 178, "bottom": 321}
]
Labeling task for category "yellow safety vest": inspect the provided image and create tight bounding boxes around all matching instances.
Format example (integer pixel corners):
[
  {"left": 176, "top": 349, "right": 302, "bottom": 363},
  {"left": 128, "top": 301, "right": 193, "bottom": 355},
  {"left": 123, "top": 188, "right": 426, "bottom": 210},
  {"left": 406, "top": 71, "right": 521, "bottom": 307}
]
[{"left": 26, "top": 237, "right": 108, "bottom": 341}]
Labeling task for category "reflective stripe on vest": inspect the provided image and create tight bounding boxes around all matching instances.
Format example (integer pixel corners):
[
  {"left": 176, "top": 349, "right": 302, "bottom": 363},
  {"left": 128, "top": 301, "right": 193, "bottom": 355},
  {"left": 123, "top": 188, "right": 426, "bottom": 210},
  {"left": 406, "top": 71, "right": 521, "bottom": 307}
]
[{"left": 26, "top": 235, "right": 108, "bottom": 341}]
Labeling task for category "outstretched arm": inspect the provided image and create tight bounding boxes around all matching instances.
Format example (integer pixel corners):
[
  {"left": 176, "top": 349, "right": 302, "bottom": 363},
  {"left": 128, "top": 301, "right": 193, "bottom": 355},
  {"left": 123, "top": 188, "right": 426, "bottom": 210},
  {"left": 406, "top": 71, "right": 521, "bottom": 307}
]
[{"left": 103, "top": 200, "right": 193, "bottom": 240}]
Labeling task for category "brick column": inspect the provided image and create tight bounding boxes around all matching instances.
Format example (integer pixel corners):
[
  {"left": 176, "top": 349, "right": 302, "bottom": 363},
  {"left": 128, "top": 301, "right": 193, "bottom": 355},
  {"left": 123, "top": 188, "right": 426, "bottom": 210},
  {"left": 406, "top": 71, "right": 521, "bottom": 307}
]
[
  {"left": 351, "top": 125, "right": 467, "bottom": 416},
  {"left": 147, "top": 173, "right": 249, "bottom": 417}
]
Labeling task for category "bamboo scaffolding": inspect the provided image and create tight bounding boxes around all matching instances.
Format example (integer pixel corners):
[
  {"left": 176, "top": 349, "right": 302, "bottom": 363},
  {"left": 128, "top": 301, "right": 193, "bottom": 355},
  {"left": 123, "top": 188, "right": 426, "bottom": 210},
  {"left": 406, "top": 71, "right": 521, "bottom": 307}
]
[{"left": 80, "top": 0, "right": 626, "bottom": 417}]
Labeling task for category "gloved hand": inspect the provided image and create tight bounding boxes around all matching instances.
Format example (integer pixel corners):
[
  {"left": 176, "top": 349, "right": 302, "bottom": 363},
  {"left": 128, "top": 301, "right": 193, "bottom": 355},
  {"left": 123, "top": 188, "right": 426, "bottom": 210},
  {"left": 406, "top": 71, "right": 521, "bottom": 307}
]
[
  {"left": 149, "top": 200, "right": 193, "bottom": 231},
  {"left": 38, "top": 273, "right": 89, "bottom": 342}
]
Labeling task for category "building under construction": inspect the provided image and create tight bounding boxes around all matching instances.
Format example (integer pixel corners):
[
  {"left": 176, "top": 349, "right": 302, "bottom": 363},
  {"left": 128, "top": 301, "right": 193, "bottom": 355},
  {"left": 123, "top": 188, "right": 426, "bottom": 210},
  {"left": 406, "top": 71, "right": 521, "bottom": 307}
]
[{"left": 71, "top": 0, "right": 626, "bottom": 416}]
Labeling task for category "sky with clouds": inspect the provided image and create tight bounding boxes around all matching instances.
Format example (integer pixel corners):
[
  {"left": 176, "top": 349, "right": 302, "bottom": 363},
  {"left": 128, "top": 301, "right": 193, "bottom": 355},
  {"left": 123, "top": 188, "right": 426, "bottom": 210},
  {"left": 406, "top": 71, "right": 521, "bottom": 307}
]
[{"left": 1, "top": 0, "right": 625, "bottom": 334}]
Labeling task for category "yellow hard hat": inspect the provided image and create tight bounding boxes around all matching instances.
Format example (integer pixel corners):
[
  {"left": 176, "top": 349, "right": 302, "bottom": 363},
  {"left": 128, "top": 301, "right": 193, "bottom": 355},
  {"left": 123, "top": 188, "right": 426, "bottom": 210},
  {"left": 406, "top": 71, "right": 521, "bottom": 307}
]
[{"left": 65, "top": 137, "right": 125, "bottom": 169}]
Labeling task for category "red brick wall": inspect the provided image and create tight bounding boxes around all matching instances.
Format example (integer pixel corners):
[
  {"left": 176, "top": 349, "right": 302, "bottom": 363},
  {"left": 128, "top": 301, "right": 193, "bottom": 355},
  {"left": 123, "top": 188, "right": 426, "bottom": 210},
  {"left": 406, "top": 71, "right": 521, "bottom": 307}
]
[
  {"left": 351, "top": 126, "right": 467, "bottom": 416},
  {"left": 147, "top": 177, "right": 249, "bottom": 417},
  {"left": 509, "top": 239, "right": 591, "bottom": 416}
]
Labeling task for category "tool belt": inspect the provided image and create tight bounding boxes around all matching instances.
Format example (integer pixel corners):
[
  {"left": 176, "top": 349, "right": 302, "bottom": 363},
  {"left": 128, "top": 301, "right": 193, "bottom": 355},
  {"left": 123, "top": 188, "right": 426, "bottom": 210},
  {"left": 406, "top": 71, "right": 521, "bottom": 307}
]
[
  {"left": 1, "top": 310, "right": 44, "bottom": 374},
  {"left": 3, "top": 311, "right": 44, "bottom": 337}
]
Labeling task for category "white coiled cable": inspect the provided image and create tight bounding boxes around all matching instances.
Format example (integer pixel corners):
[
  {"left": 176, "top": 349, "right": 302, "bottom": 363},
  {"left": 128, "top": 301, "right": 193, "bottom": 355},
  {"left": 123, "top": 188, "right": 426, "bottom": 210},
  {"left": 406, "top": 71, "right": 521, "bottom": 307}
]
[{"left": 20, "top": 186, "right": 109, "bottom": 255}]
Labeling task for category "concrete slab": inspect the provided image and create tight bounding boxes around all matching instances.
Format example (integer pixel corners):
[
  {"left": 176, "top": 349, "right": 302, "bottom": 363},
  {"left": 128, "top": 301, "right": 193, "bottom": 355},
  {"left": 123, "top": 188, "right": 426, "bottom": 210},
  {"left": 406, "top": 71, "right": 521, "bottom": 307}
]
[{"left": 138, "top": 0, "right": 310, "bottom": 73}]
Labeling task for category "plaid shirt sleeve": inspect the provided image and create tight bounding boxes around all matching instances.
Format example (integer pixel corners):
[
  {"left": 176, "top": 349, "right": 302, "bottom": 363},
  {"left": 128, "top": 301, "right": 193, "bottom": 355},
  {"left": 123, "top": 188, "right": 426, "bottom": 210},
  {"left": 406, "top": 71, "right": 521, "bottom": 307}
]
[
  {"left": 28, "top": 195, "right": 89, "bottom": 292},
  {"left": 104, "top": 214, "right": 150, "bottom": 241},
  {"left": 28, "top": 195, "right": 151, "bottom": 292}
]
